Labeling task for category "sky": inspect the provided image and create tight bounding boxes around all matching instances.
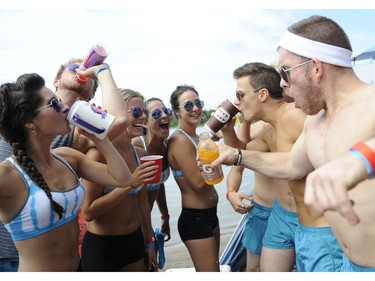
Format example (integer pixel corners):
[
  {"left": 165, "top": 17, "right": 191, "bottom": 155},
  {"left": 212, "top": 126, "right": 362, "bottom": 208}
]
[{"left": 1, "top": 0, "right": 375, "bottom": 109}]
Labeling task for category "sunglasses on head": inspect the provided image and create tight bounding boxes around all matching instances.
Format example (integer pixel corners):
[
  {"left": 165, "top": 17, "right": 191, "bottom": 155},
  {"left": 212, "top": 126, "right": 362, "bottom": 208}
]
[
  {"left": 151, "top": 108, "right": 173, "bottom": 120},
  {"left": 182, "top": 99, "right": 204, "bottom": 112},
  {"left": 128, "top": 107, "right": 149, "bottom": 119},
  {"left": 68, "top": 64, "right": 80, "bottom": 72},
  {"left": 278, "top": 59, "right": 312, "bottom": 83},
  {"left": 36, "top": 97, "right": 62, "bottom": 113}
]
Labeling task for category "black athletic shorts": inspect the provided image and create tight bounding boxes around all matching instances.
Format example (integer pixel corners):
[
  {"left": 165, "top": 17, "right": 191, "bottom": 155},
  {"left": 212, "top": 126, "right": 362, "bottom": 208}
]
[
  {"left": 81, "top": 227, "right": 144, "bottom": 271},
  {"left": 178, "top": 206, "right": 219, "bottom": 242}
]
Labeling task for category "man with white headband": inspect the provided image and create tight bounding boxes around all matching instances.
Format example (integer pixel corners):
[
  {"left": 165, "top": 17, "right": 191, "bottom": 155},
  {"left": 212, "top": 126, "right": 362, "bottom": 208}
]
[{"left": 211, "top": 15, "right": 375, "bottom": 271}]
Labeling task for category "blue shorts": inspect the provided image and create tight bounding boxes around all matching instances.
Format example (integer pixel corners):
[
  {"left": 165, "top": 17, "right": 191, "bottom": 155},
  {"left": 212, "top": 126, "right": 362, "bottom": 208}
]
[
  {"left": 295, "top": 224, "right": 343, "bottom": 272},
  {"left": 341, "top": 253, "right": 375, "bottom": 272},
  {"left": 0, "top": 259, "right": 18, "bottom": 272},
  {"left": 262, "top": 199, "right": 299, "bottom": 250},
  {"left": 242, "top": 200, "right": 272, "bottom": 255}
]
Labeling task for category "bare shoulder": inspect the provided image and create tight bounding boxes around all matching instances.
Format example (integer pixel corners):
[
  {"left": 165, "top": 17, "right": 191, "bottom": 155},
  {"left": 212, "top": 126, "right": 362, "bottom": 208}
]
[
  {"left": 132, "top": 136, "right": 144, "bottom": 150},
  {"left": 135, "top": 145, "right": 148, "bottom": 158}
]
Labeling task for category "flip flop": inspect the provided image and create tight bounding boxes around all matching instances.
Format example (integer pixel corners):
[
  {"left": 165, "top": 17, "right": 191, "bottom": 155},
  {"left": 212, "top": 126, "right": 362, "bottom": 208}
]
[{"left": 155, "top": 227, "right": 166, "bottom": 269}]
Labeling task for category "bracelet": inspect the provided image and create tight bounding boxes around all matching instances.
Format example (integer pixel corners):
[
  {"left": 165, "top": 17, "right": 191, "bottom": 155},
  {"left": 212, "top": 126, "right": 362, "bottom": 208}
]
[
  {"left": 226, "top": 189, "right": 236, "bottom": 200},
  {"left": 349, "top": 142, "right": 375, "bottom": 178},
  {"left": 161, "top": 214, "right": 170, "bottom": 222},
  {"left": 145, "top": 243, "right": 156, "bottom": 249},
  {"left": 95, "top": 65, "right": 110, "bottom": 77},
  {"left": 131, "top": 183, "right": 143, "bottom": 191},
  {"left": 233, "top": 148, "right": 242, "bottom": 166},
  {"left": 144, "top": 236, "right": 155, "bottom": 244}
]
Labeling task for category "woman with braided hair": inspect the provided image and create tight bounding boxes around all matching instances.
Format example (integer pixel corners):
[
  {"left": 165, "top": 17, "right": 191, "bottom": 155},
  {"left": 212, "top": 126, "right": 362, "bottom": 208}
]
[{"left": 0, "top": 72, "right": 134, "bottom": 271}]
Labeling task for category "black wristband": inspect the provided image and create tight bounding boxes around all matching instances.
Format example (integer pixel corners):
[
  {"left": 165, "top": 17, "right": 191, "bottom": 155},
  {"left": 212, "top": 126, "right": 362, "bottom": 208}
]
[{"left": 233, "top": 148, "right": 242, "bottom": 166}]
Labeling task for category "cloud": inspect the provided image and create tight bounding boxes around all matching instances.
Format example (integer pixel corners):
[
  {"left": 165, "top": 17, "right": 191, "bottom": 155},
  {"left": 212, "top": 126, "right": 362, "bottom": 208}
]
[{"left": 0, "top": 3, "right": 374, "bottom": 109}]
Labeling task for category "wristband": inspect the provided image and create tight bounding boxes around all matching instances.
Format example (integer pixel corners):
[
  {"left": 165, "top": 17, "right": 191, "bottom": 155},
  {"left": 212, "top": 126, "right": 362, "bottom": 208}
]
[
  {"left": 349, "top": 142, "right": 375, "bottom": 178},
  {"left": 131, "top": 183, "right": 143, "bottom": 191},
  {"left": 233, "top": 148, "right": 242, "bottom": 166},
  {"left": 144, "top": 237, "right": 155, "bottom": 244},
  {"left": 226, "top": 189, "right": 236, "bottom": 200},
  {"left": 145, "top": 243, "right": 156, "bottom": 249},
  {"left": 161, "top": 214, "right": 170, "bottom": 222},
  {"left": 95, "top": 65, "right": 110, "bottom": 77}
]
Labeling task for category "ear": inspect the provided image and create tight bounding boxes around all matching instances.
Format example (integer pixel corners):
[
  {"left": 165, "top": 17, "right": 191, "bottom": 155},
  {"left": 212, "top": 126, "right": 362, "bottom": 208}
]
[
  {"left": 312, "top": 59, "right": 324, "bottom": 82},
  {"left": 258, "top": 88, "right": 269, "bottom": 102},
  {"left": 53, "top": 79, "right": 59, "bottom": 90}
]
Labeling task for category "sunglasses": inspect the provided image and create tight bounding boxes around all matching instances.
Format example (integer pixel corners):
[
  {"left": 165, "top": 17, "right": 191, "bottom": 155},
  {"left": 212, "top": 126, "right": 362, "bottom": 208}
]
[
  {"left": 235, "top": 88, "right": 262, "bottom": 102},
  {"left": 151, "top": 108, "right": 173, "bottom": 120},
  {"left": 68, "top": 64, "right": 80, "bottom": 71},
  {"left": 36, "top": 97, "right": 62, "bottom": 113},
  {"left": 182, "top": 99, "right": 204, "bottom": 112},
  {"left": 278, "top": 59, "right": 312, "bottom": 83},
  {"left": 128, "top": 107, "right": 149, "bottom": 118}
]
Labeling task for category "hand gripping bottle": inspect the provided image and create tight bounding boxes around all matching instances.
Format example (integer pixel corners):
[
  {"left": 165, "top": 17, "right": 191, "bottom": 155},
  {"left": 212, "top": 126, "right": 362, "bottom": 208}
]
[
  {"left": 197, "top": 132, "right": 224, "bottom": 185},
  {"left": 76, "top": 43, "right": 109, "bottom": 83}
]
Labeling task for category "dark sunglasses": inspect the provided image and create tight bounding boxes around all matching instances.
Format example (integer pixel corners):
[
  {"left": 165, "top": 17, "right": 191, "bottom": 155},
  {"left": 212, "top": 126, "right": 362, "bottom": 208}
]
[
  {"left": 151, "top": 108, "right": 173, "bottom": 120},
  {"left": 182, "top": 99, "right": 204, "bottom": 112},
  {"left": 235, "top": 88, "right": 262, "bottom": 102},
  {"left": 36, "top": 97, "right": 62, "bottom": 113},
  {"left": 128, "top": 107, "right": 149, "bottom": 118},
  {"left": 278, "top": 59, "right": 312, "bottom": 83}
]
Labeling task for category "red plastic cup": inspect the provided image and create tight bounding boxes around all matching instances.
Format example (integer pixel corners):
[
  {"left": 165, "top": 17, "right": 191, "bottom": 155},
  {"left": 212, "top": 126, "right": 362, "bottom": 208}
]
[{"left": 140, "top": 155, "right": 163, "bottom": 184}]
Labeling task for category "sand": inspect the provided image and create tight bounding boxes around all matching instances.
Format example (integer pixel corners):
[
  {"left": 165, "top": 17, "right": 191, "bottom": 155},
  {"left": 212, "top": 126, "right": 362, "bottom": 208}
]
[{"left": 159, "top": 232, "right": 232, "bottom": 272}]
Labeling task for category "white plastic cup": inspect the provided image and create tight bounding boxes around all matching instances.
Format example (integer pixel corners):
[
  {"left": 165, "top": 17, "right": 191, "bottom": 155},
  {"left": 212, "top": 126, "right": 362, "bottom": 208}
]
[{"left": 66, "top": 100, "right": 115, "bottom": 140}]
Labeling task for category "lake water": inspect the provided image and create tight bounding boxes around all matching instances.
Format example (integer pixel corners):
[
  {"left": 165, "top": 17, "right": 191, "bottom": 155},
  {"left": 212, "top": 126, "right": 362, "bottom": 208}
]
[{"left": 150, "top": 126, "right": 255, "bottom": 259}]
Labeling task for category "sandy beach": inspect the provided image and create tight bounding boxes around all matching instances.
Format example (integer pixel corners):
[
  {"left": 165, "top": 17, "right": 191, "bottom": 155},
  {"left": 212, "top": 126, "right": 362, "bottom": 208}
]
[{"left": 159, "top": 230, "right": 233, "bottom": 272}]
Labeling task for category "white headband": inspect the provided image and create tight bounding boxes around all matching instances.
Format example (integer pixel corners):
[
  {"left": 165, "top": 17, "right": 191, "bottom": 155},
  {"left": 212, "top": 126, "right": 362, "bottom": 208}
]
[{"left": 278, "top": 31, "right": 352, "bottom": 68}]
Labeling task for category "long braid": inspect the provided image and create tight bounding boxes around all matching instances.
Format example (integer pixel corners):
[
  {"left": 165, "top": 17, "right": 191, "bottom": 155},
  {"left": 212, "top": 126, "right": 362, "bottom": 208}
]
[{"left": 11, "top": 143, "right": 64, "bottom": 219}]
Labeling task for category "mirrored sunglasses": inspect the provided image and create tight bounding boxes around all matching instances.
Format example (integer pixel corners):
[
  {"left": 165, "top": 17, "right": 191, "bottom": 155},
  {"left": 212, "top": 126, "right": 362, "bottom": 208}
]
[
  {"left": 128, "top": 107, "right": 149, "bottom": 118},
  {"left": 151, "top": 108, "right": 173, "bottom": 120},
  {"left": 36, "top": 97, "right": 62, "bottom": 113},
  {"left": 183, "top": 99, "right": 204, "bottom": 112},
  {"left": 68, "top": 64, "right": 80, "bottom": 71}
]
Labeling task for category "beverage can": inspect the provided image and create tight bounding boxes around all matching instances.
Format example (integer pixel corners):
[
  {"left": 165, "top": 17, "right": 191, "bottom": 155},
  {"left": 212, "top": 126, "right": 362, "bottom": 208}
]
[{"left": 76, "top": 43, "right": 109, "bottom": 83}]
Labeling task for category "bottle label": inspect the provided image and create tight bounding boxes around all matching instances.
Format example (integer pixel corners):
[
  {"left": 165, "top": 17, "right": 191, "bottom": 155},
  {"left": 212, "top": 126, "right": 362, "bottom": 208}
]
[{"left": 201, "top": 162, "right": 223, "bottom": 180}]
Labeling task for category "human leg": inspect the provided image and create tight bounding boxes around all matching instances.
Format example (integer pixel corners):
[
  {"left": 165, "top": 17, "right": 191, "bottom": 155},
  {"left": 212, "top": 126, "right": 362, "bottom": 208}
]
[
  {"left": 242, "top": 200, "right": 272, "bottom": 272},
  {"left": 178, "top": 207, "right": 220, "bottom": 272},
  {"left": 260, "top": 199, "right": 299, "bottom": 272}
]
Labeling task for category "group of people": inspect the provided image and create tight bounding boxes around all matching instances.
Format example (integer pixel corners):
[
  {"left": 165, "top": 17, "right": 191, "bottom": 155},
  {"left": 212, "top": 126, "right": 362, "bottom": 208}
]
[{"left": 1, "top": 14, "right": 375, "bottom": 273}]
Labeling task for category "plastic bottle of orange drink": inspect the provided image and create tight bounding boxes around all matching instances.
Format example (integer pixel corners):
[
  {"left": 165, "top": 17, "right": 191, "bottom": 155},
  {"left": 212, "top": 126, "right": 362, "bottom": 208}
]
[{"left": 197, "top": 132, "right": 224, "bottom": 185}]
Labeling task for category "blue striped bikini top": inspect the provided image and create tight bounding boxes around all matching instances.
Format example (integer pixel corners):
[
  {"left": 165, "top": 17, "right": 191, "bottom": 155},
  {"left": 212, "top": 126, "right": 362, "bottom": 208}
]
[
  {"left": 139, "top": 136, "right": 170, "bottom": 191},
  {"left": 4, "top": 154, "right": 86, "bottom": 241},
  {"left": 170, "top": 128, "right": 198, "bottom": 178},
  {"left": 102, "top": 144, "right": 143, "bottom": 196}
]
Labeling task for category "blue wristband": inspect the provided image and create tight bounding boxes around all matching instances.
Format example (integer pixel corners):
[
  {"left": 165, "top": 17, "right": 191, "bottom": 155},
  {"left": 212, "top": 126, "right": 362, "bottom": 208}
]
[
  {"left": 145, "top": 243, "right": 155, "bottom": 249},
  {"left": 349, "top": 149, "right": 375, "bottom": 178},
  {"left": 95, "top": 65, "right": 110, "bottom": 77}
]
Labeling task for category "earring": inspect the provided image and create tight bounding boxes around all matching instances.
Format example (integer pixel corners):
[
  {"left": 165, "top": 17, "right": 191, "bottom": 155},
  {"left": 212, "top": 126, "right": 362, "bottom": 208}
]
[{"left": 32, "top": 130, "right": 36, "bottom": 136}]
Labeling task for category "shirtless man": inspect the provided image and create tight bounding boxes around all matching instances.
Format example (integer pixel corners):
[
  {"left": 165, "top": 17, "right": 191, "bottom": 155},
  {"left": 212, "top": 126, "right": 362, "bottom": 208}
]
[
  {"left": 220, "top": 62, "right": 305, "bottom": 271},
  {"left": 224, "top": 120, "right": 277, "bottom": 272},
  {"left": 212, "top": 15, "right": 375, "bottom": 271}
]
